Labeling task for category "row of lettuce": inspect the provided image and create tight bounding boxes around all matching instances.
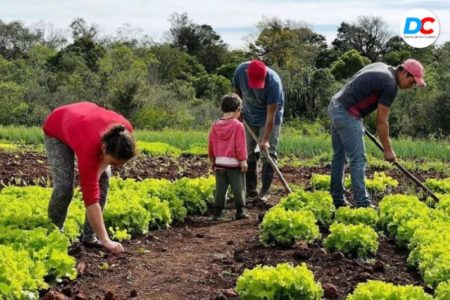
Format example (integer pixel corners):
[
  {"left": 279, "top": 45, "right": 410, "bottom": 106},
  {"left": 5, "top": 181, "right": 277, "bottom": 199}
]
[
  {"left": 0, "top": 176, "right": 214, "bottom": 299},
  {"left": 236, "top": 176, "right": 450, "bottom": 299}
]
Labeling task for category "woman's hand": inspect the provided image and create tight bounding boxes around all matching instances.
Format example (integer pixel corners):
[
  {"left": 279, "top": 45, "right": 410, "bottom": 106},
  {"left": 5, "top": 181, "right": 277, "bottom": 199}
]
[{"left": 102, "top": 239, "right": 125, "bottom": 255}]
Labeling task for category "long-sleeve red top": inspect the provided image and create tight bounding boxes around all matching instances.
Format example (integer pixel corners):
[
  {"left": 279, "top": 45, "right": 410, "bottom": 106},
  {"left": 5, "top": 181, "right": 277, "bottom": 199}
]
[{"left": 43, "top": 102, "right": 132, "bottom": 206}]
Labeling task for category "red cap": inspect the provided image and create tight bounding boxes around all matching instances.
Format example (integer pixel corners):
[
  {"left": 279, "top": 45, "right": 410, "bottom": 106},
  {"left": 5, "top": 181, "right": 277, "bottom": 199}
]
[
  {"left": 247, "top": 60, "right": 267, "bottom": 89},
  {"left": 403, "top": 59, "right": 426, "bottom": 87}
]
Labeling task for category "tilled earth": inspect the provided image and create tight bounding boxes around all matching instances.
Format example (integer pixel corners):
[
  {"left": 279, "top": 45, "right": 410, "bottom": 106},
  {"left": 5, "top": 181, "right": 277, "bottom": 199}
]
[{"left": 0, "top": 150, "right": 443, "bottom": 300}]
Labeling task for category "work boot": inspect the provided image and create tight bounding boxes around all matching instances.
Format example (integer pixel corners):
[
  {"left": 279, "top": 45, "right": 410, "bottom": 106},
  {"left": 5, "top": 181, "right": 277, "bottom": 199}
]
[
  {"left": 246, "top": 160, "right": 258, "bottom": 198},
  {"left": 257, "top": 189, "right": 270, "bottom": 202},
  {"left": 333, "top": 199, "right": 352, "bottom": 209},
  {"left": 235, "top": 207, "right": 249, "bottom": 220},
  {"left": 212, "top": 208, "right": 224, "bottom": 221},
  {"left": 257, "top": 162, "right": 275, "bottom": 202}
]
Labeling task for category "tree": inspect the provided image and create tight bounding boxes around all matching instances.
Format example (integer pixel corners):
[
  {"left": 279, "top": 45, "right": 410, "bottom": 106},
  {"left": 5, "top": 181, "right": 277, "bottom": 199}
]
[
  {"left": 148, "top": 44, "right": 206, "bottom": 83},
  {"left": 98, "top": 44, "right": 156, "bottom": 118},
  {"left": 31, "top": 21, "right": 67, "bottom": 49},
  {"left": 332, "top": 16, "right": 389, "bottom": 62},
  {"left": 0, "top": 20, "right": 42, "bottom": 59},
  {"left": 0, "top": 81, "right": 26, "bottom": 125},
  {"left": 192, "top": 74, "right": 230, "bottom": 100},
  {"left": 250, "top": 17, "right": 326, "bottom": 69},
  {"left": 167, "top": 13, "right": 228, "bottom": 72},
  {"left": 331, "top": 49, "right": 371, "bottom": 80},
  {"left": 51, "top": 18, "right": 105, "bottom": 73}
]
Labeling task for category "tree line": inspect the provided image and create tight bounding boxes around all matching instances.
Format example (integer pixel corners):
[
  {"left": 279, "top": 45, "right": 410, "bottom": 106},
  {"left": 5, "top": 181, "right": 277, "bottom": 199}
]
[{"left": 0, "top": 14, "right": 448, "bottom": 137}]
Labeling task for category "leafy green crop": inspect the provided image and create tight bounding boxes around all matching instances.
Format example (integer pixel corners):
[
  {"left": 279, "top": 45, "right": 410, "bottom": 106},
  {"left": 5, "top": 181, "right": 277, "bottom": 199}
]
[
  {"left": 334, "top": 206, "right": 379, "bottom": 228},
  {"left": 324, "top": 223, "right": 378, "bottom": 258},
  {"left": 236, "top": 263, "right": 323, "bottom": 300},
  {"left": 436, "top": 280, "right": 450, "bottom": 300},
  {"left": 136, "top": 141, "right": 182, "bottom": 157},
  {"left": 347, "top": 280, "right": 433, "bottom": 300},
  {"left": 425, "top": 178, "right": 450, "bottom": 194},
  {"left": 259, "top": 207, "right": 320, "bottom": 247},
  {"left": 277, "top": 190, "right": 335, "bottom": 226}
]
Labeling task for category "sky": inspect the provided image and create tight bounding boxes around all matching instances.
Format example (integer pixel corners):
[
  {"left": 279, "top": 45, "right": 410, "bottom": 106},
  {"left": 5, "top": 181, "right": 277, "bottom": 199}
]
[{"left": 1, "top": 0, "right": 449, "bottom": 49}]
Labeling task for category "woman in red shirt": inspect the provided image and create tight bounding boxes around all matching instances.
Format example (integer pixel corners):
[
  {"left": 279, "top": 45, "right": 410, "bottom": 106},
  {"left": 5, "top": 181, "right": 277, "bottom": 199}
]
[{"left": 43, "top": 102, "right": 137, "bottom": 255}]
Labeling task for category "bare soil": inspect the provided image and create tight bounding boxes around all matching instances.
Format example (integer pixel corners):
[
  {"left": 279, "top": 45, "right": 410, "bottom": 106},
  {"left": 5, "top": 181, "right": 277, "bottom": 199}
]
[{"left": 0, "top": 150, "right": 441, "bottom": 300}]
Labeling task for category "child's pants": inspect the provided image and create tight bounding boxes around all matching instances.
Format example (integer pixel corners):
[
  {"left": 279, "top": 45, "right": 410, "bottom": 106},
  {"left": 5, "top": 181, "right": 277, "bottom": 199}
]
[{"left": 214, "top": 168, "right": 246, "bottom": 209}]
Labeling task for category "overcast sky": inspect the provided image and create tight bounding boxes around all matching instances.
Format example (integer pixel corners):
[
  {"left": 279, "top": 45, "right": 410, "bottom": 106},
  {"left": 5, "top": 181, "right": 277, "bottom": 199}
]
[{"left": 1, "top": 0, "right": 449, "bottom": 49}]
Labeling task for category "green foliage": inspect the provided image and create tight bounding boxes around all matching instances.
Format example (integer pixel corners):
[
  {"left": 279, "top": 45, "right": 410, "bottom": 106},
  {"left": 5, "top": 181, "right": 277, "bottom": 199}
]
[
  {"left": 310, "top": 172, "right": 397, "bottom": 195},
  {"left": 0, "top": 20, "right": 42, "bottom": 59},
  {"left": 0, "top": 81, "right": 26, "bottom": 125},
  {"left": 347, "top": 280, "right": 433, "bottom": 300},
  {"left": 167, "top": 13, "right": 228, "bottom": 72},
  {"left": 334, "top": 207, "right": 379, "bottom": 228},
  {"left": 0, "top": 245, "right": 45, "bottom": 299},
  {"left": 324, "top": 222, "right": 379, "bottom": 257},
  {"left": 109, "top": 227, "right": 131, "bottom": 242},
  {"left": 330, "top": 49, "right": 370, "bottom": 80},
  {"left": 310, "top": 173, "right": 332, "bottom": 190},
  {"left": 406, "top": 220, "right": 450, "bottom": 288},
  {"left": 137, "top": 141, "right": 182, "bottom": 157},
  {"left": 192, "top": 73, "right": 230, "bottom": 100},
  {"left": 436, "top": 194, "right": 450, "bottom": 217},
  {"left": 170, "top": 177, "right": 215, "bottom": 214},
  {"left": 332, "top": 16, "right": 389, "bottom": 62},
  {"left": 277, "top": 190, "right": 335, "bottom": 226},
  {"left": 379, "top": 194, "right": 431, "bottom": 246},
  {"left": 425, "top": 178, "right": 450, "bottom": 194},
  {"left": 436, "top": 280, "right": 450, "bottom": 300},
  {"left": 366, "top": 172, "right": 398, "bottom": 192},
  {"left": 236, "top": 263, "right": 323, "bottom": 300},
  {"left": 259, "top": 207, "right": 320, "bottom": 247}
]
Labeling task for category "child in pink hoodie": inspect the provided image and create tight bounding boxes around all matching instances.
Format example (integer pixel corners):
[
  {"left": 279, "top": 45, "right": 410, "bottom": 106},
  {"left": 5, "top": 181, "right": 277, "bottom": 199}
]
[{"left": 208, "top": 93, "right": 248, "bottom": 220}]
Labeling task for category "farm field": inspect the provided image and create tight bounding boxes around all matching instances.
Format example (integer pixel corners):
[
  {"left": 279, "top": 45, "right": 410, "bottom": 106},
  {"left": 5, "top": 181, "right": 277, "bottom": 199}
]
[{"left": 0, "top": 143, "right": 449, "bottom": 300}]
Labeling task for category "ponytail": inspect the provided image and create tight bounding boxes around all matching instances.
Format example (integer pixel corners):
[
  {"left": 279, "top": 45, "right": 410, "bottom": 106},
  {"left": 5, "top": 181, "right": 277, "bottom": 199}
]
[{"left": 102, "top": 124, "right": 136, "bottom": 161}]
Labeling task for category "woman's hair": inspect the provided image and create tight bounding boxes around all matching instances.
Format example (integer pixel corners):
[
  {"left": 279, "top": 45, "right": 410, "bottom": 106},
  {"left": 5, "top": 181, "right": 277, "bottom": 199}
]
[{"left": 101, "top": 124, "right": 136, "bottom": 161}]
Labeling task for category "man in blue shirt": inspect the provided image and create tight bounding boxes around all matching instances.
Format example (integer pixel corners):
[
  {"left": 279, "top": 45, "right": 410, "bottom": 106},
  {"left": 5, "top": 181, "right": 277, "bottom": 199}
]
[
  {"left": 233, "top": 60, "right": 285, "bottom": 201},
  {"left": 328, "top": 59, "right": 426, "bottom": 208}
]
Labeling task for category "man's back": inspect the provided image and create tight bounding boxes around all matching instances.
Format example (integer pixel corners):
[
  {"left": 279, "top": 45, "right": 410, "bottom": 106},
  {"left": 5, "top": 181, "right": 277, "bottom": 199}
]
[{"left": 333, "top": 62, "right": 398, "bottom": 118}]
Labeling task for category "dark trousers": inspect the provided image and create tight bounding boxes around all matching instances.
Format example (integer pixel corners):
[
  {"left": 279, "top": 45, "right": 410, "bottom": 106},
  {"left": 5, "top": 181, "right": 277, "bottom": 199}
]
[
  {"left": 44, "top": 136, "right": 110, "bottom": 238},
  {"left": 214, "top": 168, "right": 246, "bottom": 210}
]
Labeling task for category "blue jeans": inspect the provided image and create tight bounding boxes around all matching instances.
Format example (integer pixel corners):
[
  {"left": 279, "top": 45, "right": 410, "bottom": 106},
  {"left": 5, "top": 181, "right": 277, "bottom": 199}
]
[{"left": 328, "top": 101, "right": 370, "bottom": 207}]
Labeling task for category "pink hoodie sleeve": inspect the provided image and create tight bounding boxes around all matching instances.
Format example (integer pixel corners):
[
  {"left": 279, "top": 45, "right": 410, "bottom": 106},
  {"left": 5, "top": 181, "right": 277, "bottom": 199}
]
[{"left": 235, "top": 122, "right": 247, "bottom": 161}]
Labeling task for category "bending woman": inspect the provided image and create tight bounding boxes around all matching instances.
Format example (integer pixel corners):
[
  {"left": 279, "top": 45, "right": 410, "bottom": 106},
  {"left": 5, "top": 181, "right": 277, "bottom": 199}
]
[{"left": 43, "top": 101, "right": 137, "bottom": 254}]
